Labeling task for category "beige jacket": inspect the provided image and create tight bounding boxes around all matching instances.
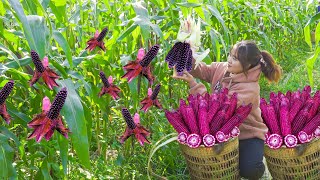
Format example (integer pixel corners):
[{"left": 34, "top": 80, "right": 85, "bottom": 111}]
[{"left": 189, "top": 62, "right": 268, "bottom": 140}]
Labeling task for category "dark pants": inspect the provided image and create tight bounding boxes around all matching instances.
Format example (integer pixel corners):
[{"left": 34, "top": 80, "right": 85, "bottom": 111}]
[{"left": 239, "top": 138, "right": 265, "bottom": 180}]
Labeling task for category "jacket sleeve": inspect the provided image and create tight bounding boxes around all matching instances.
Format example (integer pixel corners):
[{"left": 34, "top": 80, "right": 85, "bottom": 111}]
[
  {"left": 189, "top": 59, "right": 219, "bottom": 83},
  {"left": 189, "top": 81, "right": 207, "bottom": 95}
]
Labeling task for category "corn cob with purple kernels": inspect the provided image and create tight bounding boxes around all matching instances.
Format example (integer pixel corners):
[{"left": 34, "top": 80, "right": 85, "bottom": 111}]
[
  {"left": 216, "top": 104, "right": 252, "bottom": 142},
  {"left": 225, "top": 92, "right": 238, "bottom": 120},
  {"left": 96, "top": 27, "right": 108, "bottom": 42},
  {"left": 288, "top": 91, "right": 303, "bottom": 123},
  {"left": 186, "top": 133, "right": 201, "bottom": 148},
  {"left": 47, "top": 87, "right": 67, "bottom": 120},
  {"left": 298, "top": 113, "right": 320, "bottom": 143},
  {"left": 207, "top": 93, "right": 220, "bottom": 124},
  {"left": 292, "top": 99, "right": 314, "bottom": 135},
  {"left": 99, "top": 71, "right": 110, "bottom": 88},
  {"left": 31, "top": 50, "right": 45, "bottom": 73},
  {"left": 185, "top": 49, "right": 193, "bottom": 72},
  {"left": 279, "top": 96, "right": 291, "bottom": 136},
  {"left": 0, "top": 80, "right": 14, "bottom": 105},
  {"left": 165, "top": 110, "right": 190, "bottom": 144},
  {"left": 209, "top": 105, "right": 228, "bottom": 135},
  {"left": 139, "top": 45, "right": 160, "bottom": 67},
  {"left": 176, "top": 43, "right": 190, "bottom": 75},
  {"left": 198, "top": 98, "right": 209, "bottom": 137},
  {"left": 180, "top": 104, "right": 199, "bottom": 134}
]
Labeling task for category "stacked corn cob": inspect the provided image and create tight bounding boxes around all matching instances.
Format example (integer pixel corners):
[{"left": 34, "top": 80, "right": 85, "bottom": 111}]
[
  {"left": 165, "top": 88, "right": 252, "bottom": 148},
  {"left": 261, "top": 86, "right": 320, "bottom": 149}
]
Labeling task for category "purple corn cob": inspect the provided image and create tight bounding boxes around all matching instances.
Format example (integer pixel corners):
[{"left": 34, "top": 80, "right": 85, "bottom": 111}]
[
  {"left": 186, "top": 49, "right": 193, "bottom": 72},
  {"left": 260, "top": 98, "right": 268, "bottom": 121},
  {"left": 300, "top": 113, "right": 320, "bottom": 135},
  {"left": 207, "top": 93, "right": 220, "bottom": 124},
  {"left": 298, "top": 131, "right": 314, "bottom": 144},
  {"left": 0, "top": 80, "right": 14, "bottom": 105},
  {"left": 215, "top": 131, "right": 231, "bottom": 143},
  {"left": 209, "top": 105, "right": 228, "bottom": 135},
  {"left": 219, "top": 88, "right": 229, "bottom": 103},
  {"left": 198, "top": 99, "right": 209, "bottom": 136},
  {"left": 264, "top": 105, "right": 281, "bottom": 135},
  {"left": 225, "top": 93, "right": 238, "bottom": 120},
  {"left": 150, "top": 84, "right": 161, "bottom": 100},
  {"left": 165, "top": 42, "right": 182, "bottom": 62},
  {"left": 314, "top": 126, "right": 320, "bottom": 137},
  {"left": 203, "top": 134, "right": 216, "bottom": 147},
  {"left": 165, "top": 110, "right": 190, "bottom": 134},
  {"left": 140, "top": 45, "right": 160, "bottom": 67},
  {"left": 99, "top": 71, "right": 110, "bottom": 87},
  {"left": 292, "top": 100, "right": 314, "bottom": 135},
  {"left": 288, "top": 92, "right": 303, "bottom": 123},
  {"left": 279, "top": 96, "right": 291, "bottom": 136},
  {"left": 285, "top": 90, "right": 292, "bottom": 105},
  {"left": 217, "top": 104, "right": 252, "bottom": 141},
  {"left": 178, "top": 132, "right": 188, "bottom": 144},
  {"left": 188, "top": 94, "right": 199, "bottom": 117},
  {"left": 307, "top": 91, "right": 320, "bottom": 120},
  {"left": 230, "top": 126, "right": 240, "bottom": 137},
  {"left": 301, "top": 85, "right": 311, "bottom": 103},
  {"left": 180, "top": 104, "right": 199, "bottom": 134},
  {"left": 47, "top": 87, "right": 67, "bottom": 120},
  {"left": 169, "top": 42, "right": 184, "bottom": 68},
  {"left": 266, "top": 134, "right": 283, "bottom": 149},
  {"left": 270, "top": 92, "right": 280, "bottom": 120},
  {"left": 187, "top": 134, "right": 201, "bottom": 148},
  {"left": 284, "top": 134, "right": 298, "bottom": 148},
  {"left": 121, "top": 108, "right": 136, "bottom": 130},
  {"left": 176, "top": 43, "right": 190, "bottom": 75},
  {"left": 96, "top": 27, "right": 108, "bottom": 42},
  {"left": 31, "top": 50, "right": 45, "bottom": 73},
  {"left": 204, "top": 93, "right": 210, "bottom": 104}
]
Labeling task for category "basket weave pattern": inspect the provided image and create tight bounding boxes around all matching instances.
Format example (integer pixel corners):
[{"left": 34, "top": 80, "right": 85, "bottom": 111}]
[
  {"left": 264, "top": 138, "right": 320, "bottom": 180},
  {"left": 179, "top": 137, "right": 240, "bottom": 180}
]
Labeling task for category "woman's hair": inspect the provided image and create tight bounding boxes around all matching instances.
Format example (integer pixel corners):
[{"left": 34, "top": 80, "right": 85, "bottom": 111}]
[{"left": 234, "top": 40, "right": 282, "bottom": 82}]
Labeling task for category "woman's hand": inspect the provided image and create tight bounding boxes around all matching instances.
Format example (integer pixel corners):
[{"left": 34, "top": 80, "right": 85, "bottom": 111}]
[{"left": 172, "top": 68, "right": 198, "bottom": 88}]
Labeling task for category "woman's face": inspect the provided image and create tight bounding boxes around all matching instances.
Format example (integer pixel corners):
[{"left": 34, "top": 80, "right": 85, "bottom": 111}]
[{"left": 227, "top": 46, "right": 244, "bottom": 74}]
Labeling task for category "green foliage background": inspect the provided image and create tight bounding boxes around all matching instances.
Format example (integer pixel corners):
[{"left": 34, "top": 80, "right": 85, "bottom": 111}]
[{"left": 0, "top": 0, "right": 319, "bottom": 179}]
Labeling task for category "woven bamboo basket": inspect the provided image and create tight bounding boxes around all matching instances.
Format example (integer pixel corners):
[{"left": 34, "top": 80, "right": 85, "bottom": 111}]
[
  {"left": 179, "top": 137, "right": 240, "bottom": 180},
  {"left": 264, "top": 137, "right": 320, "bottom": 180}
]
